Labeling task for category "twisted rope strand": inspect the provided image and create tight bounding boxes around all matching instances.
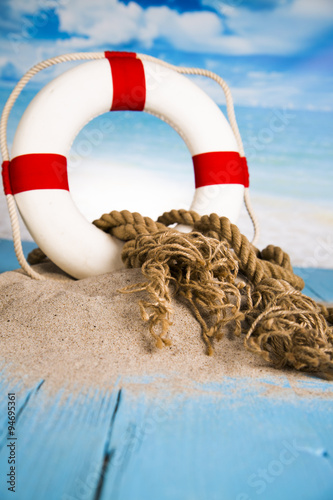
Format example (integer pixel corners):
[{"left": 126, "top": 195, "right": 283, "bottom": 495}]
[
  {"left": 89, "top": 209, "right": 333, "bottom": 375},
  {"left": 158, "top": 210, "right": 304, "bottom": 290},
  {"left": 26, "top": 208, "right": 333, "bottom": 375}
]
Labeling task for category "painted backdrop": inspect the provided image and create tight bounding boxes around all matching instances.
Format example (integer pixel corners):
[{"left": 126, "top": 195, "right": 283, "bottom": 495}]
[{"left": 0, "top": 0, "right": 332, "bottom": 268}]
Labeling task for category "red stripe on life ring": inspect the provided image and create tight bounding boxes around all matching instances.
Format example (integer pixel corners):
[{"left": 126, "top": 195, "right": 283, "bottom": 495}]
[
  {"left": 105, "top": 53, "right": 146, "bottom": 111},
  {"left": 9, "top": 154, "right": 69, "bottom": 194},
  {"left": 2, "top": 161, "right": 12, "bottom": 195},
  {"left": 193, "top": 151, "right": 249, "bottom": 188},
  {"left": 104, "top": 51, "right": 137, "bottom": 59}
]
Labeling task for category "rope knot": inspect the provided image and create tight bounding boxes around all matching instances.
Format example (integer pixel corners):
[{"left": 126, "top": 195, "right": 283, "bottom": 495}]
[
  {"left": 120, "top": 229, "right": 243, "bottom": 354},
  {"left": 28, "top": 208, "right": 333, "bottom": 378}
]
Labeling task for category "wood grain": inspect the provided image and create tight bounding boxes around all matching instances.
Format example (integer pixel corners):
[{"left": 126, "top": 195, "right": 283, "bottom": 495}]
[{"left": 0, "top": 242, "right": 332, "bottom": 500}]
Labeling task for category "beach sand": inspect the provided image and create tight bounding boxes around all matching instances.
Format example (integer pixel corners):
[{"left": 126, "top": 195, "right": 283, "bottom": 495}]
[{"left": 1, "top": 261, "right": 331, "bottom": 398}]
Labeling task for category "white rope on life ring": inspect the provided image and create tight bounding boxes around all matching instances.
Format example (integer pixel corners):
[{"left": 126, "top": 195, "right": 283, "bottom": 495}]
[{"left": 1, "top": 51, "right": 259, "bottom": 280}]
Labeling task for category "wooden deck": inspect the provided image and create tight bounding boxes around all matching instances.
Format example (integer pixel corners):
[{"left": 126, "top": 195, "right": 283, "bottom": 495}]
[{"left": 0, "top": 240, "right": 333, "bottom": 500}]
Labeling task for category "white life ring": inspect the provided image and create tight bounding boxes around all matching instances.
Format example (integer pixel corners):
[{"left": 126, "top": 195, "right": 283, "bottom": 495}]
[{"left": 5, "top": 52, "right": 249, "bottom": 279}]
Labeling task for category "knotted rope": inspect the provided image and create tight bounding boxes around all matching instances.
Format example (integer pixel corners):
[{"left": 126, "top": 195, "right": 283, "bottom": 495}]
[{"left": 28, "top": 209, "right": 333, "bottom": 377}]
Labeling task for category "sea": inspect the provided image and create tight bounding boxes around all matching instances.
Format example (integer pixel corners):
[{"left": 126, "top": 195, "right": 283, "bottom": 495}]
[{"left": 1, "top": 87, "right": 332, "bottom": 267}]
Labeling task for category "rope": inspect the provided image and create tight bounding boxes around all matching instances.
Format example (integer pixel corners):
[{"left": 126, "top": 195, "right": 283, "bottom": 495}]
[
  {"left": 0, "top": 51, "right": 259, "bottom": 279},
  {"left": 90, "top": 209, "right": 333, "bottom": 376},
  {"left": 93, "top": 209, "right": 301, "bottom": 289},
  {"left": 27, "top": 208, "right": 333, "bottom": 376}
]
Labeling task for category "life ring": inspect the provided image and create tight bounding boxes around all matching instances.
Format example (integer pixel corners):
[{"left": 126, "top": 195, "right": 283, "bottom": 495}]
[{"left": 4, "top": 51, "right": 249, "bottom": 279}]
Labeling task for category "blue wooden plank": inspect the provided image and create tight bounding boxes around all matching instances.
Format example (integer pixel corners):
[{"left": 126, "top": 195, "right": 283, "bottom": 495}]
[
  {"left": 0, "top": 369, "right": 43, "bottom": 447},
  {"left": 99, "top": 385, "right": 333, "bottom": 500},
  {"left": 0, "top": 373, "right": 46, "bottom": 499},
  {"left": 295, "top": 267, "right": 333, "bottom": 302},
  {"left": 0, "top": 239, "right": 36, "bottom": 274},
  {"left": 0, "top": 381, "right": 120, "bottom": 500},
  {"left": 80, "top": 376, "right": 333, "bottom": 500},
  {"left": 0, "top": 374, "right": 332, "bottom": 500},
  {"left": 0, "top": 245, "right": 332, "bottom": 500}
]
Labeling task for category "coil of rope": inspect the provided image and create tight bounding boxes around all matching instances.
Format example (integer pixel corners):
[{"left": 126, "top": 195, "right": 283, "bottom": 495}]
[{"left": 28, "top": 209, "right": 333, "bottom": 378}]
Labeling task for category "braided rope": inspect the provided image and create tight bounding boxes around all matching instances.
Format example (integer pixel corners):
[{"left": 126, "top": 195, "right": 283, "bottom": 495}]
[
  {"left": 27, "top": 208, "right": 333, "bottom": 375},
  {"left": 90, "top": 209, "right": 333, "bottom": 375},
  {"left": 92, "top": 209, "right": 302, "bottom": 290}
]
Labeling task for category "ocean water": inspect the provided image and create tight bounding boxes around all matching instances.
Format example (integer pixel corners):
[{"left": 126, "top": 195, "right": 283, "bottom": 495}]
[
  {"left": 2, "top": 87, "right": 332, "bottom": 205},
  {"left": 0, "top": 87, "right": 332, "bottom": 267}
]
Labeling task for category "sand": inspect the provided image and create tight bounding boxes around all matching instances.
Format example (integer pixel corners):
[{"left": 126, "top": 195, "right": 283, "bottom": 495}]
[{"left": 0, "top": 262, "right": 332, "bottom": 397}]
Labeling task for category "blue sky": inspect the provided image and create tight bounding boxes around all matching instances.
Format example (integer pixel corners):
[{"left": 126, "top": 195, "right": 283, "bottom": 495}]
[{"left": 0, "top": 0, "right": 333, "bottom": 110}]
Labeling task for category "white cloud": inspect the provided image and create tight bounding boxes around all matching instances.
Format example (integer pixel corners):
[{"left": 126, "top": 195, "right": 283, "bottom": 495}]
[
  {"left": 247, "top": 71, "right": 282, "bottom": 80},
  {"left": 2, "top": 0, "right": 333, "bottom": 58},
  {"left": 215, "top": 0, "right": 333, "bottom": 55},
  {"left": 56, "top": 0, "right": 231, "bottom": 53},
  {"left": 190, "top": 66, "right": 333, "bottom": 111},
  {"left": 54, "top": 0, "right": 333, "bottom": 56},
  {"left": 1, "top": 0, "right": 333, "bottom": 111},
  {"left": 190, "top": 73, "right": 308, "bottom": 110},
  {"left": 230, "top": 84, "right": 301, "bottom": 108},
  {"left": 59, "top": 0, "right": 145, "bottom": 46}
]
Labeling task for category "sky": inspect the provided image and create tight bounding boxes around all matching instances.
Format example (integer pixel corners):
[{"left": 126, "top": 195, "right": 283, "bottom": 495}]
[{"left": 0, "top": 0, "right": 333, "bottom": 110}]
